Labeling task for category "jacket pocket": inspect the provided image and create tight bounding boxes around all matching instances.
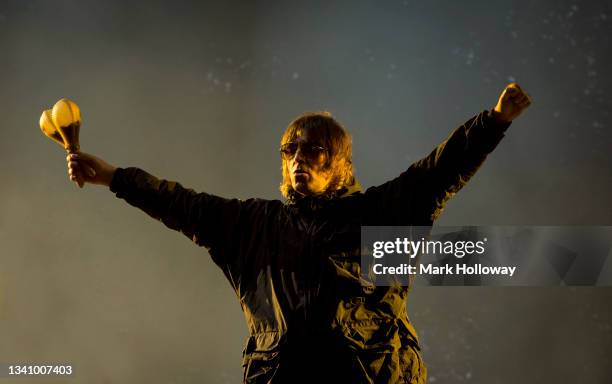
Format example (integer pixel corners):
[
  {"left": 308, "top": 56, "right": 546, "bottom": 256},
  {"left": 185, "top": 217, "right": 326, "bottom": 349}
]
[
  {"left": 398, "top": 342, "right": 427, "bottom": 384},
  {"left": 338, "top": 320, "right": 426, "bottom": 384},
  {"left": 241, "top": 332, "right": 281, "bottom": 384},
  {"left": 335, "top": 297, "right": 401, "bottom": 352}
]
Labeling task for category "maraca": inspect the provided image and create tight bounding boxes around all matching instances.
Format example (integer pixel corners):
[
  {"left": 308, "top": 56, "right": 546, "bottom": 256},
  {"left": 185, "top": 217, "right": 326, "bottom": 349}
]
[
  {"left": 39, "top": 109, "right": 64, "bottom": 147},
  {"left": 39, "top": 98, "right": 96, "bottom": 187},
  {"left": 51, "top": 98, "right": 81, "bottom": 153}
]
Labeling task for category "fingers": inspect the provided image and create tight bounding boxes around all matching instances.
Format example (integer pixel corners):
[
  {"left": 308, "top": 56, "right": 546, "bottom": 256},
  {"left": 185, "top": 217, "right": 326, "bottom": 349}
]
[
  {"left": 502, "top": 86, "right": 518, "bottom": 103},
  {"left": 66, "top": 152, "right": 92, "bottom": 165},
  {"left": 514, "top": 92, "right": 533, "bottom": 108},
  {"left": 507, "top": 82, "right": 523, "bottom": 91},
  {"left": 506, "top": 86, "right": 519, "bottom": 96},
  {"left": 66, "top": 153, "right": 80, "bottom": 162},
  {"left": 67, "top": 154, "right": 96, "bottom": 174},
  {"left": 68, "top": 171, "right": 83, "bottom": 187},
  {"left": 518, "top": 96, "right": 531, "bottom": 107},
  {"left": 67, "top": 154, "right": 87, "bottom": 187},
  {"left": 504, "top": 82, "right": 532, "bottom": 107},
  {"left": 68, "top": 163, "right": 83, "bottom": 184}
]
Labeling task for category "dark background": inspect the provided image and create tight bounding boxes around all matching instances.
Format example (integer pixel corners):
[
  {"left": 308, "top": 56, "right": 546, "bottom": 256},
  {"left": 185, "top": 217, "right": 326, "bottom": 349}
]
[{"left": 1, "top": 0, "right": 611, "bottom": 382}]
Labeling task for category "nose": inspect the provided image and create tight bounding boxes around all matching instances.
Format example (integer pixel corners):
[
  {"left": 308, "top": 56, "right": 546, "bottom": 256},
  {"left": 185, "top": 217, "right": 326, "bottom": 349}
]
[{"left": 292, "top": 146, "right": 306, "bottom": 163}]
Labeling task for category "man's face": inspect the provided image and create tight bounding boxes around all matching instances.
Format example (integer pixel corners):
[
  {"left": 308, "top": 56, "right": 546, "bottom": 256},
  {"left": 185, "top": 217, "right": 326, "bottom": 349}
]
[{"left": 282, "top": 131, "right": 332, "bottom": 196}]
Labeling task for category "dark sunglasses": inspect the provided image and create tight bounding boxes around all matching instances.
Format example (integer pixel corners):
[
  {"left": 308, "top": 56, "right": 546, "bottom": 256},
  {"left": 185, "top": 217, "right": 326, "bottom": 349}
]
[{"left": 280, "top": 142, "right": 328, "bottom": 160}]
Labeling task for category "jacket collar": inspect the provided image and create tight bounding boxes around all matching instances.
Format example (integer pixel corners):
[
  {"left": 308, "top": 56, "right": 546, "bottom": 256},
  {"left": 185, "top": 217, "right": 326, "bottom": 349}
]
[{"left": 285, "top": 181, "right": 362, "bottom": 210}]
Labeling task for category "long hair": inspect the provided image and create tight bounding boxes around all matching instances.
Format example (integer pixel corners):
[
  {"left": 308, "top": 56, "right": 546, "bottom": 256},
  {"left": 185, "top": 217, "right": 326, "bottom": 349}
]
[{"left": 279, "top": 111, "right": 356, "bottom": 200}]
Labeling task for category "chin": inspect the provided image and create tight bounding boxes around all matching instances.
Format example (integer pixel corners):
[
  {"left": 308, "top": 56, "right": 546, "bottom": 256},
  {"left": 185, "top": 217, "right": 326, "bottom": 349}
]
[{"left": 292, "top": 182, "right": 312, "bottom": 196}]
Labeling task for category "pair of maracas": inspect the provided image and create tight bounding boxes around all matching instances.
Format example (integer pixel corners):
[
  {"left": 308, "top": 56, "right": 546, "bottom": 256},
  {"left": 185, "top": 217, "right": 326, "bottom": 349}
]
[{"left": 39, "top": 98, "right": 96, "bottom": 187}]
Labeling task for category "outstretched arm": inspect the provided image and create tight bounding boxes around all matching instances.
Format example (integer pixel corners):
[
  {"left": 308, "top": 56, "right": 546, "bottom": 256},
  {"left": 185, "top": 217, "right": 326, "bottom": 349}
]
[
  {"left": 364, "top": 83, "right": 532, "bottom": 224},
  {"left": 65, "top": 153, "right": 242, "bottom": 255}
]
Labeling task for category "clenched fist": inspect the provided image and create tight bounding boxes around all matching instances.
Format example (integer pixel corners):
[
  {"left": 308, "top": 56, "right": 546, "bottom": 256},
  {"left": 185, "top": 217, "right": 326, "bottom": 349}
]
[
  {"left": 491, "top": 83, "right": 532, "bottom": 124},
  {"left": 67, "top": 152, "right": 117, "bottom": 188}
]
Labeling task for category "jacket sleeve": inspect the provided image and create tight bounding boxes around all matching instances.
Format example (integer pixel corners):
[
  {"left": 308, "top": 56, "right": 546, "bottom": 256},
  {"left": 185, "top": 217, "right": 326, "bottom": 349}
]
[
  {"left": 109, "top": 167, "right": 243, "bottom": 267},
  {"left": 364, "top": 110, "right": 511, "bottom": 224}
]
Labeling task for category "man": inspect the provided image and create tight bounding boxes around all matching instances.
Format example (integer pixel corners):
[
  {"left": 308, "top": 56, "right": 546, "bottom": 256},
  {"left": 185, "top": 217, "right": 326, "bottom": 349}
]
[{"left": 66, "top": 83, "right": 532, "bottom": 383}]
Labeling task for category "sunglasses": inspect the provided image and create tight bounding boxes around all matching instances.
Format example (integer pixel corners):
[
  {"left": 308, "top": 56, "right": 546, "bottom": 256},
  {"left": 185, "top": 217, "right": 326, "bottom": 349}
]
[{"left": 280, "top": 142, "right": 328, "bottom": 161}]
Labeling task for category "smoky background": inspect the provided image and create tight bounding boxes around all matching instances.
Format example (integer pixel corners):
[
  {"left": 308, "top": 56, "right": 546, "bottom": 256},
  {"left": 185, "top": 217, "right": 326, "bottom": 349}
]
[{"left": 0, "top": 0, "right": 610, "bottom": 382}]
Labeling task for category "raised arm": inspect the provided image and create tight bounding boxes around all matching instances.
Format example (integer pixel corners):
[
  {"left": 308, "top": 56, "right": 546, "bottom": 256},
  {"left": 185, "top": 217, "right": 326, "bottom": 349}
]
[
  {"left": 364, "top": 83, "right": 532, "bottom": 224},
  {"left": 417, "top": 83, "right": 532, "bottom": 220}
]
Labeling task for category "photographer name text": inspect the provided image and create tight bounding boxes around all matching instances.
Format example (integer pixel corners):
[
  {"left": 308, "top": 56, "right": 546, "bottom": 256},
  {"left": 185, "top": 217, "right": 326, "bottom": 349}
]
[{"left": 372, "top": 263, "right": 517, "bottom": 277}]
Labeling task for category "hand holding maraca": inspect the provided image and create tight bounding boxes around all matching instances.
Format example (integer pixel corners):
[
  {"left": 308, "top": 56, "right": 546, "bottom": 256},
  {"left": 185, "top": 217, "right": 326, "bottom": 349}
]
[
  {"left": 66, "top": 152, "right": 117, "bottom": 187},
  {"left": 40, "top": 98, "right": 116, "bottom": 188}
]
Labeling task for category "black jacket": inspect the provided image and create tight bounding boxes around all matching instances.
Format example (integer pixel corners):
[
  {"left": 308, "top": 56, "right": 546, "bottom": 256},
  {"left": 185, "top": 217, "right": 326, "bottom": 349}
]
[{"left": 109, "top": 110, "right": 510, "bottom": 383}]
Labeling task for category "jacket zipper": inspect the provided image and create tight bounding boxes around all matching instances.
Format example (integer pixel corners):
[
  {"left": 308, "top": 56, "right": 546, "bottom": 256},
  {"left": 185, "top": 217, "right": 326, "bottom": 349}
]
[{"left": 304, "top": 217, "right": 317, "bottom": 323}]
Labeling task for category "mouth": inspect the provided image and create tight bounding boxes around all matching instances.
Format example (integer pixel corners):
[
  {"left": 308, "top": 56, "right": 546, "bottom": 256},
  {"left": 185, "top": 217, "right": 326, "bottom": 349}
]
[{"left": 293, "top": 169, "right": 310, "bottom": 177}]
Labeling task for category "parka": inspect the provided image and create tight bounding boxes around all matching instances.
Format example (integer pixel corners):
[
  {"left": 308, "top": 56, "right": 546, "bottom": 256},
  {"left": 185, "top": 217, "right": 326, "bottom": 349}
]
[{"left": 108, "top": 110, "right": 511, "bottom": 383}]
